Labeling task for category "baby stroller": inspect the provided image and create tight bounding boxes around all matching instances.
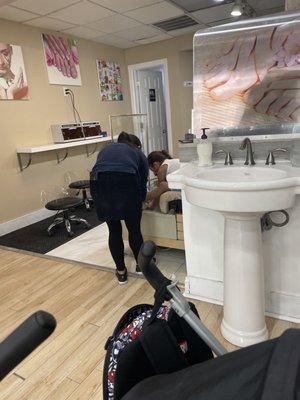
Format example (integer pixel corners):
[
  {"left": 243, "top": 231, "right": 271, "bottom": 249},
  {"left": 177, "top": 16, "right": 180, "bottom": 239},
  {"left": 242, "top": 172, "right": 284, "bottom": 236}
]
[{"left": 103, "top": 241, "right": 300, "bottom": 400}]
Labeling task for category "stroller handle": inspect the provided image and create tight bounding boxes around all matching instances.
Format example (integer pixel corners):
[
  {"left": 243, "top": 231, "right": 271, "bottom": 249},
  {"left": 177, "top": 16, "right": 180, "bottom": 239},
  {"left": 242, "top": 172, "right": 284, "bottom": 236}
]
[
  {"left": 138, "top": 241, "right": 172, "bottom": 292},
  {"left": 0, "top": 311, "right": 56, "bottom": 381}
]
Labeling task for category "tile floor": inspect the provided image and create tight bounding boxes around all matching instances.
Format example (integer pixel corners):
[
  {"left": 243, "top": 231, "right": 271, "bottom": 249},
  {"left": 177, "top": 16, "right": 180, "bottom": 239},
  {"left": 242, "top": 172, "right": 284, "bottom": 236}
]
[{"left": 47, "top": 224, "right": 187, "bottom": 284}]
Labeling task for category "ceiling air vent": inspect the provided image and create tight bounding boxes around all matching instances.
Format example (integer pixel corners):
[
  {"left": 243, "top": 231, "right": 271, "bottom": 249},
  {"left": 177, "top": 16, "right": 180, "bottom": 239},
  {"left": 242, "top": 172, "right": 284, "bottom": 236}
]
[{"left": 153, "top": 15, "right": 198, "bottom": 32}]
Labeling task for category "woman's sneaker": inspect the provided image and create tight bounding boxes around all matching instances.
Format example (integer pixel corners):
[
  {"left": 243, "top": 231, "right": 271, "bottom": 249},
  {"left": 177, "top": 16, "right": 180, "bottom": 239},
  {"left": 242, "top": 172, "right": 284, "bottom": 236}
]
[
  {"left": 116, "top": 268, "right": 128, "bottom": 285},
  {"left": 135, "top": 265, "right": 143, "bottom": 275}
]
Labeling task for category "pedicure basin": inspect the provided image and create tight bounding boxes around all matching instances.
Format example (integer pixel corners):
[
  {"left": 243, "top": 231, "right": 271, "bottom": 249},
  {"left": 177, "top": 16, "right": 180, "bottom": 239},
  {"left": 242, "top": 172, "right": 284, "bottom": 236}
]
[{"left": 168, "top": 162, "right": 300, "bottom": 346}]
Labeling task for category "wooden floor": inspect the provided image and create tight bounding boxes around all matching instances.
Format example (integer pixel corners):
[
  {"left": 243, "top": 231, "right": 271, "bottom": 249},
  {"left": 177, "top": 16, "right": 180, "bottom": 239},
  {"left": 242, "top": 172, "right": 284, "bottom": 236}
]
[{"left": 0, "top": 248, "right": 298, "bottom": 400}]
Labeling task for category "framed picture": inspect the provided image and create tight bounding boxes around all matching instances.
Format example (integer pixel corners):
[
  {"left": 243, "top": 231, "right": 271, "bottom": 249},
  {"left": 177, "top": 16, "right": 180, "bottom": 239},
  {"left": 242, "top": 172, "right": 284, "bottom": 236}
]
[
  {"left": 0, "top": 43, "right": 29, "bottom": 100},
  {"left": 42, "top": 34, "right": 82, "bottom": 86},
  {"left": 96, "top": 59, "right": 123, "bottom": 101}
]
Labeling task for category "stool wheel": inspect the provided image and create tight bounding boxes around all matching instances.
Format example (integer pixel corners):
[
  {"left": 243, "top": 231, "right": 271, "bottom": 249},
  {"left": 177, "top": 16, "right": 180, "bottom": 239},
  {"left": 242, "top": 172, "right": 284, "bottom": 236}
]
[
  {"left": 85, "top": 223, "right": 91, "bottom": 229},
  {"left": 48, "top": 230, "right": 54, "bottom": 237},
  {"left": 68, "top": 231, "right": 75, "bottom": 237}
]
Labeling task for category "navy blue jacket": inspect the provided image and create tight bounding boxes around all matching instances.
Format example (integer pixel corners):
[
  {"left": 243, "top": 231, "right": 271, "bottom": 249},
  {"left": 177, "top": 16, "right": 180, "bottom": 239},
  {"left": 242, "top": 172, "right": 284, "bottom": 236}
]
[{"left": 92, "top": 143, "right": 149, "bottom": 201}]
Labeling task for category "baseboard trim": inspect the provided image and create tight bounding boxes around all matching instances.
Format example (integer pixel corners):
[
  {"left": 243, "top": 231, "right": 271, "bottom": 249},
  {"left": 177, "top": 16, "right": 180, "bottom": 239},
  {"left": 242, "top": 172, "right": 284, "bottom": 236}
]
[
  {"left": 0, "top": 208, "right": 56, "bottom": 236},
  {"left": 266, "top": 291, "right": 300, "bottom": 323},
  {"left": 184, "top": 290, "right": 223, "bottom": 306},
  {"left": 265, "top": 312, "right": 299, "bottom": 324},
  {"left": 185, "top": 275, "right": 223, "bottom": 305},
  {"left": 184, "top": 275, "right": 300, "bottom": 323}
]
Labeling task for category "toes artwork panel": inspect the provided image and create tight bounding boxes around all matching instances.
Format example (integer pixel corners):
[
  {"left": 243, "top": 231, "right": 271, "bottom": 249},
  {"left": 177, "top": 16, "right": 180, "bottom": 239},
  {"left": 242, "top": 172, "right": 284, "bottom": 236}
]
[
  {"left": 194, "top": 18, "right": 300, "bottom": 130},
  {"left": 0, "top": 43, "right": 29, "bottom": 100},
  {"left": 42, "top": 34, "right": 82, "bottom": 86}
]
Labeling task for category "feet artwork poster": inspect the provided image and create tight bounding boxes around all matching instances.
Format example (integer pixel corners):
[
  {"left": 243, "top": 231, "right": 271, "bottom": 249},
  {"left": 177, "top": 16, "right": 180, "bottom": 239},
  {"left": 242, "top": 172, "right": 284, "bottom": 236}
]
[
  {"left": 195, "top": 20, "right": 300, "bottom": 130},
  {"left": 0, "top": 43, "right": 29, "bottom": 100},
  {"left": 97, "top": 59, "right": 123, "bottom": 101},
  {"left": 42, "top": 34, "right": 82, "bottom": 86}
]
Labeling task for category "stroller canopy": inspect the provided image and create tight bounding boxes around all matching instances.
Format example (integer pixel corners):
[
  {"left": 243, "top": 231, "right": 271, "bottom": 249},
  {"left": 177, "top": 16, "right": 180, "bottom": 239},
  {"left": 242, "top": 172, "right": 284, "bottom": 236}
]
[{"left": 123, "top": 329, "right": 300, "bottom": 400}]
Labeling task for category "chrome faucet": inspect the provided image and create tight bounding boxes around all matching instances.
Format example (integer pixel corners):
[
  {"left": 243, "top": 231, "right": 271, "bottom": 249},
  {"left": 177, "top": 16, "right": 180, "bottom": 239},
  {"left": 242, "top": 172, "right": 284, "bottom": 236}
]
[{"left": 240, "top": 137, "right": 255, "bottom": 166}]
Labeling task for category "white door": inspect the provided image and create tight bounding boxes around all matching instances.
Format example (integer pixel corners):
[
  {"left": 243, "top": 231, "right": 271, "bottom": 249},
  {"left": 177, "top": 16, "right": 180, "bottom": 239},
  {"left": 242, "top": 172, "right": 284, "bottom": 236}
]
[{"left": 137, "top": 69, "right": 168, "bottom": 153}]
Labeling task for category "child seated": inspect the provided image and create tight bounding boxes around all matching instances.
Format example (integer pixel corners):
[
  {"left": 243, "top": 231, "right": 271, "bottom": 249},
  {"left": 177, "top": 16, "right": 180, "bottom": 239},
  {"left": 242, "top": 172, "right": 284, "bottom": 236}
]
[{"left": 146, "top": 150, "right": 180, "bottom": 209}]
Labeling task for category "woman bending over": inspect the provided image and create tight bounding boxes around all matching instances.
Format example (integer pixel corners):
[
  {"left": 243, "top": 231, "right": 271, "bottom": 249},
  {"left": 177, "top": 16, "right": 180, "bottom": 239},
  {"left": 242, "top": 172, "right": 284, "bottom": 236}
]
[{"left": 146, "top": 150, "right": 180, "bottom": 209}]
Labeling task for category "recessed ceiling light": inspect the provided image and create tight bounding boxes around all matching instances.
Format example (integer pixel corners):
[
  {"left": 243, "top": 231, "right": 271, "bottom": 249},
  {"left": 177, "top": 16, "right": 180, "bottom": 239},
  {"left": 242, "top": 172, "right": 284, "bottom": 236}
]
[{"left": 231, "top": 0, "right": 243, "bottom": 16}]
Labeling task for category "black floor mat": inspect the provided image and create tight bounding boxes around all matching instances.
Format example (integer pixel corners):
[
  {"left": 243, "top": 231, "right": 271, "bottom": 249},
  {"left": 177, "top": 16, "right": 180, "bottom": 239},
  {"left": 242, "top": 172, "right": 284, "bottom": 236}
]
[{"left": 0, "top": 205, "right": 102, "bottom": 254}]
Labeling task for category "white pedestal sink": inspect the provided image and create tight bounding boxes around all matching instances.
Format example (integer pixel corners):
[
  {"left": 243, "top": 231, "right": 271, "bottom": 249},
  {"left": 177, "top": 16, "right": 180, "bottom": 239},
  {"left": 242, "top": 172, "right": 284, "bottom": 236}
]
[{"left": 168, "top": 163, "right": 300, "bottom": 346}]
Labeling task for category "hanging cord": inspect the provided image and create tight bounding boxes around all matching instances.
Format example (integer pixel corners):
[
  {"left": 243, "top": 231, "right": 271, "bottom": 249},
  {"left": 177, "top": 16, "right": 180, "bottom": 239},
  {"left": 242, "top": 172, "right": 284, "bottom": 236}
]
[
  {"left": 261, "top": 210, "right": 290, "bottom": 232},
  {"left": 66, "top": 89, "right": 85, "bottom": 138}
]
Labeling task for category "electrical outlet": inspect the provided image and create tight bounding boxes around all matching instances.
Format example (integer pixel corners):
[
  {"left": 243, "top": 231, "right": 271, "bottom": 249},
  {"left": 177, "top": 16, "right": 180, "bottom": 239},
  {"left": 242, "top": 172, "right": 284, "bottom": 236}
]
[{"left": 63, "top": 87, "right": 69, "bottom": 96}]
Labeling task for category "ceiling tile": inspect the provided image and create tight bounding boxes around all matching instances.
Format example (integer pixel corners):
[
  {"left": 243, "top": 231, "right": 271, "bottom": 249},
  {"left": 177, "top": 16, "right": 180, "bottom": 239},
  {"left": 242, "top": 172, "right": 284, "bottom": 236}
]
[
  {"left": 247, "top": 0, "right": 284, "bottom": 11},
  {"left": 168, "top": 23, "right": 206, "bottom": 36},
  {"left": 256, "top": 7, "right": 285, "bottom": 16},
  {"left": 0, "top": 4, "right": 38, "bottom": 21},
  {"left": 169, "top": 0, "right": 234, "bottom": 12},
  {"left": 208, "top": 17, "right": 235, "bottom": 27},
  {"left": 191, "top": 3, "right": 234, "bottom": 24},
  {"left": 25, "top": 16, "right": 75, "bottom": 30},
  {"left": 135, "top": 32, "right": 172, "bottom": 44},
  {"left": 62, "top": 26, "right": 102, "bottom": 39},
  {"left": 89, "top": 0, "right": 161, "bottom": 13},
  {"left": 89, "top": 14, "right": 141, "bottom": 33},
  {"left": 11, "top": 0, "right": 79, "bottom": 15},
  {"left": 124, "top": 1, "right": 183, "bottom": 24},
  {"left": 114, "top": 25, "right": 161, "bottom": 41},
  {"left": 93, "top": 34, "right": 137, "bottom": 48},
  {"left": 48, "top": 0, "right": 115, "bottom": 25}
]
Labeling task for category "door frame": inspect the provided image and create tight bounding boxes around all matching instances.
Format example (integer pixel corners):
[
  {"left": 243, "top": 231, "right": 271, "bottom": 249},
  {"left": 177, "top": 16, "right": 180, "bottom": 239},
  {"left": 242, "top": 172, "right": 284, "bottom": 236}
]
[{"left": 128, "top": 59, "right": 173, "bottom": 155}]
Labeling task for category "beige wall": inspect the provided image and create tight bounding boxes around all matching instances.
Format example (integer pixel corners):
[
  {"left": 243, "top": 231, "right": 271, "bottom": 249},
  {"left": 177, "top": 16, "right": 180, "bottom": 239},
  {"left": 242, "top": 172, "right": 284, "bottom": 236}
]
[
  {"left": 124, "top": 34, "right": 194, "bottom": 157},
  {"left": 286, "top": 0, "right": 300, "bottom": 10},
  {"left": 0, "top": 19, "right": 131, "bottom": 224}
]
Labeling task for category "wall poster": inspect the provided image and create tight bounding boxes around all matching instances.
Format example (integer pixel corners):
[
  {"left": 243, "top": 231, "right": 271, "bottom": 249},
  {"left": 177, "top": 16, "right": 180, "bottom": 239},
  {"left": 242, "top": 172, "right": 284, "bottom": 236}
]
[
  {"left": 0, "top": 43, "right": 29, "bottom": 100},
  {"left": 194, "top": 20, "right": 300, "bottom": 129},
  {"left": 42, "top": 34, "right": 82, "bottom": 86},
  {"left": 96, "top": 59, "right": 123, "bottom": 101}
]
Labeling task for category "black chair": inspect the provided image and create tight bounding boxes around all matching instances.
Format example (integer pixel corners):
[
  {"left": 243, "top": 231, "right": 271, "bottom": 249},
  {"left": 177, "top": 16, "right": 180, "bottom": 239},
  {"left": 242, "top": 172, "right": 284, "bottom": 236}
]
[
  {"left": 69, "top": 180, "right": 91, "bottom": 210},
  {"left": 45, "top": 197, "right": 91, "bottom": 237}
]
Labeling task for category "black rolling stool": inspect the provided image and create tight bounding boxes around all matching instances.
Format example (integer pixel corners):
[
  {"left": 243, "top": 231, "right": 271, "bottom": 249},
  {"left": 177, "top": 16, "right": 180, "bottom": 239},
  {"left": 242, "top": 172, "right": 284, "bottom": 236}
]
[
  {"left": 69, "top": 180, "right": 91, "bottom": 210},
  {"left": 45, "top": 197, "right": 91, "bottom": 237}
]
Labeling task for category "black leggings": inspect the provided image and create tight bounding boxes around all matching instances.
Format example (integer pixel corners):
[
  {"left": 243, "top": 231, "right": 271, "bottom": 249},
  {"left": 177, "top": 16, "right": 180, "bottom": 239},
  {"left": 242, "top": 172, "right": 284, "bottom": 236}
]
[{"left": 106, "top": 211, "right": 143, "bottom": 271}]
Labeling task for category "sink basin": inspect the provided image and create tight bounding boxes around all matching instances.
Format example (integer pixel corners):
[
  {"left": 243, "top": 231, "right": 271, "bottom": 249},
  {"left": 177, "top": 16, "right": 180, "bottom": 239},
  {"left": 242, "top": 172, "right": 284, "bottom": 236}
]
[
  {"left": 181, "top": 164, "right": 297, "bottom": 213},
  {"left": 197, "top": 167, "right": 287, "bottom": 183}
]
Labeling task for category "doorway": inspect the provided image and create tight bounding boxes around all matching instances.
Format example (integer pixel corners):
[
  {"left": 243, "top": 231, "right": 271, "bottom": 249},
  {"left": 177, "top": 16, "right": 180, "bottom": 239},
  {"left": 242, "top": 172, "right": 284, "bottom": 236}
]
[{"left": 128, "top": 59, "right": 173, "bottom": 155}]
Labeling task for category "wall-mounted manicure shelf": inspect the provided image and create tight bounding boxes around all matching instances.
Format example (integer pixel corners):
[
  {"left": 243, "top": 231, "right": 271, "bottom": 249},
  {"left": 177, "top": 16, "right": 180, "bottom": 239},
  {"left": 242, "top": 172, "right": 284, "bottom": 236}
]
[{"left": 16, "top": 136, "right": 111, "bottom": 171}]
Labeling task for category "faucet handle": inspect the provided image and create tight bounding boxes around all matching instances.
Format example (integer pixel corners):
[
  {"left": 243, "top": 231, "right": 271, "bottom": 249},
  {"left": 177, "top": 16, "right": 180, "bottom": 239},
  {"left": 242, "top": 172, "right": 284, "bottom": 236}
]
[
  {"left": 225, "top": 152, "right": 233, "bottom": 165},
  {"left": 265, "top": 148, "right": 287, "bottom": 165},
  {"left": 215, "top": 149, "right": 233, "bottom": 165}
]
